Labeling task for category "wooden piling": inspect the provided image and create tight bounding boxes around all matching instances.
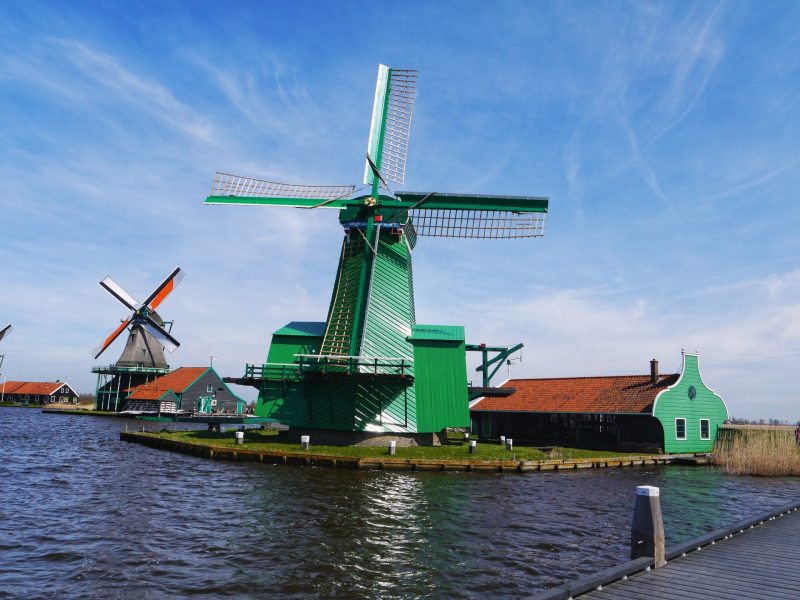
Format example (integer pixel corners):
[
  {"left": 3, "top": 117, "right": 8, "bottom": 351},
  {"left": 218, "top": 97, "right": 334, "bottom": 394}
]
[{"left": 631, "top": 485, "right": 666, "bottom": 568}]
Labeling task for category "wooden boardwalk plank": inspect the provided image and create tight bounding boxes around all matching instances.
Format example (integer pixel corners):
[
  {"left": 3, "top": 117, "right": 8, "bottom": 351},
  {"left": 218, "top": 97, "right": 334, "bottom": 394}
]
[
  {"left": 663, "top": 563, "right": 799, "bottom": 599},
  {"left": 606, "top": 578, "right": 718, "bottom": 600},
  {"left": 679, "top": 556, "right": 800, "bottom": 584},
  {"left": 578, "top": 509, "right": 800, "bottom": 599},
  {"left": 657, "top": 561, "right": 798, "bottom": 597}
]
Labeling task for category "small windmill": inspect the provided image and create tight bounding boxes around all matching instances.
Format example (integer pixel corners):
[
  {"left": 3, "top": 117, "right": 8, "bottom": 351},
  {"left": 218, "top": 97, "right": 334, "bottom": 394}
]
[
  {"left": 0, "top": 324, "right": 11, "bottom": 372},
  {"left": 206, "top": 65, "right": 548, "bottom": 440},
  {"left": 91, "top": 268, "right": 184, "bottom": 411}
]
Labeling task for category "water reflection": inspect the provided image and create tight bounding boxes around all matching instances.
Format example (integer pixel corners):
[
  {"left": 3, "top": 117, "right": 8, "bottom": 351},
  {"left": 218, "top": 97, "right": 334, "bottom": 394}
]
[{"left": 1, "top": 407, "right": 799, "bottom": 599}]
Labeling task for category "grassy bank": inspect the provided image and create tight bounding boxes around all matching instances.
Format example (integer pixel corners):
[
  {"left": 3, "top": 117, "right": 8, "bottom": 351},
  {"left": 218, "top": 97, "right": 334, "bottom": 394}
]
[
  {"left": 144, "top": 429, "right": 649, "bottom": 461},
  {"left": 43, "top": 408, "right": 121, "bottom": 417},
  {"left": 713, "top": 426, "right": 800, "bottom": 476}
]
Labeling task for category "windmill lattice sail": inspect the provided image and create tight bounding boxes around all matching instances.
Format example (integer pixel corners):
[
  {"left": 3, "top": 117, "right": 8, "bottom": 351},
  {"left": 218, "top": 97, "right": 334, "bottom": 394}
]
[
  {"left": 409, "top": 209, "right": 546, "bottom": 239},
  {"left": 364, "top": 66, "right": 417, "bottom": 187},
  {"left": 211, "top": 172, "right": 355, "bottom": 202},
  {"left": 0, "top": 324, "right": 11, "bottom": 344}
]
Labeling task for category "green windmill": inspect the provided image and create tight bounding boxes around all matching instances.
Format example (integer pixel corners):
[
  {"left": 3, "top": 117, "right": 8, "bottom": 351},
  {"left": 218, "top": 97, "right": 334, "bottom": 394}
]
[{"left": 206, "top": 65, "right": 548, "bottom": 445}]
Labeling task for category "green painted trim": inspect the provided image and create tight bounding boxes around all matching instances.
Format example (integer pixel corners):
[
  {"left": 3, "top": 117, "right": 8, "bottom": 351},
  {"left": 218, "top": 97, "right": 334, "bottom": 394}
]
[
  {"left": 183, "top": 367, "right": 212, "bottom": 394},
  {"left": 207, "top": 192, "right": 550, "bottom": 214},
  {"left": 393, "top": 192, "right": 549, "bottom": 213},
  {"left": 349, "top": 213, "right": 377, "bottom": 357},
  {"left": 207, "top": 366, "right": 246, "bottom": 403},
  {"left": 371, "top": 67, "right": 393, "bottom": 199},
  {"left": 408, "top": 324, "right": 465, "bottom": 342},
  {"left": 364, "top": 65, "right": 389, "bottom": 187},
  {"left": 205, "top": 196, "right": 351, "bottom": 208}
]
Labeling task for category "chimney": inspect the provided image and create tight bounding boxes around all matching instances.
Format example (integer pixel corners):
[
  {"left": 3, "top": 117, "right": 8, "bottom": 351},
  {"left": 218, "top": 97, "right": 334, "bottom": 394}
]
[{"left": 650, "top": 359, "right": 659, "bottom": 385}]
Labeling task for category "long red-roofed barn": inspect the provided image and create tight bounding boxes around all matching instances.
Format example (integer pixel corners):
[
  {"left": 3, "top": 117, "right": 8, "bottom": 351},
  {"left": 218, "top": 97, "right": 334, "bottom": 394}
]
[
  {"left": 470, "top": 351, "right": 728, "bottom": 453},
  {"left": 123, "top": 366, "right": 246, "bottom": 415},
  {"left": 2, "top": 381, "right": 79, "bottom": 405}
]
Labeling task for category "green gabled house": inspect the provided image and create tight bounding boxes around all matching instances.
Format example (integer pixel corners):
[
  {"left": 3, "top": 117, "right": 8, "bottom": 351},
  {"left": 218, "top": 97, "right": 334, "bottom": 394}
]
[
  {"left": 470, "top": 351, "right": 729, "bottom": 453},
  {"left": 652, "top": 352, "right": 729, "bottom": 453}
]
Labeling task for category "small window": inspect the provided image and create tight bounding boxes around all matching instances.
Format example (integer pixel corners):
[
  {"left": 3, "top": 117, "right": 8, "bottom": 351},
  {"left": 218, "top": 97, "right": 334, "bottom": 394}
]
[
  {"left": 207, "top": 385, "right": 213, "bottom": 393},
  {"left": 675, "top": 418, "right": 687, "bottom": 440},
  {"left": 700, "top": 419, "right": 710, "bottom": 440}
]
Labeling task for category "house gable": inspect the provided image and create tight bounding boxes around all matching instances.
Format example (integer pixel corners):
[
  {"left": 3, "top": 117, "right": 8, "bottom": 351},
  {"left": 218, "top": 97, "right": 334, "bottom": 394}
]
[{"left": 652, "top": 352, "right": 728, "bottom": 453}]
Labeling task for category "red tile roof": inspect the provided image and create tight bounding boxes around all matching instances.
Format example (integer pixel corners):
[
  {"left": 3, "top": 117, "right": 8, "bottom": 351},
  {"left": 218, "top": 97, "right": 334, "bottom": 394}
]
[
  {"left": 471, "top": 374, "right": 679, "bottom": 415},
  {"left": 2, "top": 381, "right": 73, "bottom": 395},
  {"left": 126, "top": 367, "right": 208, "bottom": 400},
  {"left": 2, "top": 381, "right": 26, "bottom": 394}
]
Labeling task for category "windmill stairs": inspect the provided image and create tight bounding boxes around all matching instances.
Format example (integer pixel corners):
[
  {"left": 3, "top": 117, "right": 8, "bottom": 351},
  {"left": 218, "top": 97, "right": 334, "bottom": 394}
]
[{"left": 320, "top": 233, "right": 366, "bottom": 358}]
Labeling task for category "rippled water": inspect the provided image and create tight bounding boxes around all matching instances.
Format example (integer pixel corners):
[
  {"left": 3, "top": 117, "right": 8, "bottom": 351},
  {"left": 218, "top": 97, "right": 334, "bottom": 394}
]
[{"left": 2, "top": 406, "right": 799, "bottom": 598}]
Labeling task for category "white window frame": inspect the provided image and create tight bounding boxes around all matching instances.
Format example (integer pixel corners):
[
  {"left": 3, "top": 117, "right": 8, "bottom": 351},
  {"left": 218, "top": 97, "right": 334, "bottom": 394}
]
[
  {"left": 699, "top": 418, "right": 710, "bottom": 440},
  {"left": 675, "top": 417, "right": 687, "bottom": 440}
]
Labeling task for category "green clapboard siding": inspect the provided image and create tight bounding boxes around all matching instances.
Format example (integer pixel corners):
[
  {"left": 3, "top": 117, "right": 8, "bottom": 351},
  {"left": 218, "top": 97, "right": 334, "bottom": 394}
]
[
  {"left": 266, "top": 333, "right": 323, "bottom": 365},
  {"left": 411, "top": 324, "right": 470, "bottom": 432},
  {"left": 255, "top": 328, "right": 323, "bottom": 419},
  {"left": 653, "top": 353, "right": 728, "bottom": 453},
  {"left": 355, "top": 229, "right": 418, "bottom": 432},
  {"left": 255, "top": 380, "right": 305, "bottom": 422}
]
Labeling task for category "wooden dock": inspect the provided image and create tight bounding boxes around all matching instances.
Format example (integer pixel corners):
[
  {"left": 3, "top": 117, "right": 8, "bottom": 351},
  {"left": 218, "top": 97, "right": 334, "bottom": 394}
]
[{"left": 535, "top": 500, "right": 800, "bottom": 600}]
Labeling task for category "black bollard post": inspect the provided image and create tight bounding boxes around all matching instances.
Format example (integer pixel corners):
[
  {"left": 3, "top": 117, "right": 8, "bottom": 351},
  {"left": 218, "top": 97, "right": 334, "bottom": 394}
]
[{"left": 631, "top": 485, "right": 666, "bottom": 568}]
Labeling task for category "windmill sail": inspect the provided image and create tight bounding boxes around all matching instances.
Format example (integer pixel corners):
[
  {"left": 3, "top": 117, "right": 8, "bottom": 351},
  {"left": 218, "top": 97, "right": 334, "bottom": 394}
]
[
  {"left": 208, "top": 172, "right": 355, "bottom": 207},
  {"left": 409, "top": 208, "right": 546, "bottom": 239},
  {"left": 390, "top": 192, "right": 548, "bottom": 239},
  {"left": 93, "top": 269, "right": 183, "bottom": 362},
  {"left": 0, "top": 324, "right": 11, "bottom": 344},
  {"left": 364, "top": 66, "right": 417, "bottom": 187}
]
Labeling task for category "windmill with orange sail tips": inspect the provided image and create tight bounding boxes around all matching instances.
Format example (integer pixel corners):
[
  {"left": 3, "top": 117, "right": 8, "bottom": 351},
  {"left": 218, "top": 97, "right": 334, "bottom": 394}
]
[{"left": 91, "top": 268, "right": 184, "bottom": 411}]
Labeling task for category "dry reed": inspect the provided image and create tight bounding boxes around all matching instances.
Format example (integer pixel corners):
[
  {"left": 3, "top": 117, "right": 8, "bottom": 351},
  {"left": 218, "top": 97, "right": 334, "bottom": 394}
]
[{"left": 713, "top": 427, "right": 800, "bottom": 476}]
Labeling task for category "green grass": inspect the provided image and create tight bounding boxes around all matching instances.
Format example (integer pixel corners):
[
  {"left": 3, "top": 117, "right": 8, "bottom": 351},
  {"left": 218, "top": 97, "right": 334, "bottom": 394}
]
[
  {"left": 144, "top": 429, "right": 651, "bottom": 462},
  {"left": 43, "top": 408, "right": 120, "bottom": 416}
]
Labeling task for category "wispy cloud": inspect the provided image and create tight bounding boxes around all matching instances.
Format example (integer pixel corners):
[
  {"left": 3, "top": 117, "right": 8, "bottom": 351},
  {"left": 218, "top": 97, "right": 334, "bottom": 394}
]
[
  {"left": 48, "top": 38, "right": 216, "bottom": 142},
  {"left": 646, "top": 2, "right": 726, "bottom": 146}
]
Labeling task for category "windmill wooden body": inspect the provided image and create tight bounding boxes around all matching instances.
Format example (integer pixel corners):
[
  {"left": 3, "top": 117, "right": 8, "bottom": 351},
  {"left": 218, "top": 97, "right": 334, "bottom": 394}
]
[
  {"left": 91, "top": 268, "right": 184, "bottom": 411},
  {"left": 208, "top": 66, "right": 548, "bottom": 443}
]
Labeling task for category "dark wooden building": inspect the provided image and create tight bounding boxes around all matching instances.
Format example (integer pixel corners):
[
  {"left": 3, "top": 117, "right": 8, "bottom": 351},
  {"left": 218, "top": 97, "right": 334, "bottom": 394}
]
[
  {"left": 123, "top": 366, "right": 245, "bottom": 415},
  {"left": 2, "top": 381, "right": 79, "bottom": 404}
]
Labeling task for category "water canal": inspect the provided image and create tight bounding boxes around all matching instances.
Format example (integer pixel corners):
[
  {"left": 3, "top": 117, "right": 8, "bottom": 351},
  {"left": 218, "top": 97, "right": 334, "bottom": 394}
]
[{"left": 2, "top": 406, "right": 799, "bottom": 598}]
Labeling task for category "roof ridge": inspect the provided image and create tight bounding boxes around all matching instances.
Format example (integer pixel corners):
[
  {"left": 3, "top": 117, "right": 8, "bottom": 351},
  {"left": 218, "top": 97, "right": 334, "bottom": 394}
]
[{"left": 506, "top": 373, "right": 679, "bottom": 382}]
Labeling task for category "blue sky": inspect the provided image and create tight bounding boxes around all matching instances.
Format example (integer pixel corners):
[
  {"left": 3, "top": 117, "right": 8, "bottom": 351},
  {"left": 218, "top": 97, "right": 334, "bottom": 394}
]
[{"left": 1, "top": 1, "right": 799, "bottom": 419}]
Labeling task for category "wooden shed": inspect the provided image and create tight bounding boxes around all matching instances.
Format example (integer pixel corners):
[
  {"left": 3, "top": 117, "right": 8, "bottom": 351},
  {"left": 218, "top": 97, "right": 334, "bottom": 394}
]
[{"left": 470, "top": 351, "right": 728, "bottom": 453}]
